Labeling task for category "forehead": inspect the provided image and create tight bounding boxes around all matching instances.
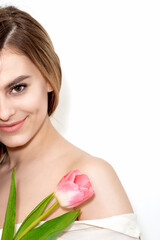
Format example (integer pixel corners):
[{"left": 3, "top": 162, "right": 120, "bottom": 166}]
[
  {"left": 0, "top": 47, "right": 30, "bottom": 73},
  {"left": 0, "top": 47, "right": 39, "bottom": 86}
]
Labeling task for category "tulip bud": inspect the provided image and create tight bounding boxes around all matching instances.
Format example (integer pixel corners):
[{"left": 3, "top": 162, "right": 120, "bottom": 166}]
[{"left": 55, "top": 169, "right": 94, "bottom": 208}]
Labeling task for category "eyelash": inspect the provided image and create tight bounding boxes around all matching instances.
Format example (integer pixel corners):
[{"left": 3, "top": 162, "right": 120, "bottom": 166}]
[{"left": 10, "top": 84, "right": 28, "bottom": 94}]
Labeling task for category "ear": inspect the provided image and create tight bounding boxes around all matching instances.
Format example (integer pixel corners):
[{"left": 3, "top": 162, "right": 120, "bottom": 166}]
[{"left": 47, "top": 82, "right": 53, "bottom": 92}]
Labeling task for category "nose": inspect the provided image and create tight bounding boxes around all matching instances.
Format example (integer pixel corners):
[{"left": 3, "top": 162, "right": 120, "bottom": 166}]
[{"left": 0, "top": 97, "right": 16, "bottom": 121}]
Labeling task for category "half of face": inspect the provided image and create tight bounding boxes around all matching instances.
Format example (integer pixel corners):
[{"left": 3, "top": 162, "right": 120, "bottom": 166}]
[{"left": 0, "top": 47, "right": 53, "bottom": 148}]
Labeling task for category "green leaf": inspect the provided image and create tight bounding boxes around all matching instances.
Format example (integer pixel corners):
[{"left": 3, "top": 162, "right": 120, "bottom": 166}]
[
  {"left": 20, "top": 209, "right": 80, "bottom": 240},
  {"left": 1, "top": 169, "right": 16, "bottom": 240},
  {"left": 14, "top": 192, "right": 54, "bottom": 240}
]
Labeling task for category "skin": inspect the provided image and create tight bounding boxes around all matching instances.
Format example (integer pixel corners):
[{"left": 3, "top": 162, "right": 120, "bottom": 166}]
[{"left": 0, "top": 47, "right": 133, "bottom": 228}]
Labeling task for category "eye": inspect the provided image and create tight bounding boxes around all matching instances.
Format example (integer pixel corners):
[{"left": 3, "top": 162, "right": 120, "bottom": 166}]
[{"left": 10, "top": 84, "right": 27, "bottom": 94}]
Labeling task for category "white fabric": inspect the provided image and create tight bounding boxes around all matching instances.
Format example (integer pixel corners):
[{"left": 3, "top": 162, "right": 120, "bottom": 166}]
[{"left": 0, "top": 213, "right": 142, "bottom": 239}]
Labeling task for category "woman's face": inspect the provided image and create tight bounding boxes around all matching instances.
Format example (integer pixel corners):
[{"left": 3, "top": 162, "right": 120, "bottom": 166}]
[{"left": 0, "top": 47, "right": 52, "bottom": 148}]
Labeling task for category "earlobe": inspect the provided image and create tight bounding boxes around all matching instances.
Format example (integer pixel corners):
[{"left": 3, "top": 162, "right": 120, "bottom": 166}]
[{"left": 47, "top": 82, "right": 53, "bottom": 92}]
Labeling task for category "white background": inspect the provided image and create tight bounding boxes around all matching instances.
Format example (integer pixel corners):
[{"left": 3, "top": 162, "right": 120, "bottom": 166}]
[{"left": 0, "top": 0, "right": 160, "bottom": 239}]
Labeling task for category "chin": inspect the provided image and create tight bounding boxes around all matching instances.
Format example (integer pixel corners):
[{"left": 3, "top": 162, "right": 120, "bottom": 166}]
[
  {"left": 4, "top": 142, "right": 27, "bottom": 149},
  {"left": 2, "top": 135, "right": 31, "bottom": 149}
]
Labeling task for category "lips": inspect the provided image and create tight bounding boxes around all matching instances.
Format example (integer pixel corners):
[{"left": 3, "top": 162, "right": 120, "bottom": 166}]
[{"left": 0, "top": 117, "right": 27, "bottom": 133}]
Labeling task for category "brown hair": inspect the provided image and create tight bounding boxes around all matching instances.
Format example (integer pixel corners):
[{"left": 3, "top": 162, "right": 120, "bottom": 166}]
[{"left": 0, "top": 6, "right": 62, "bottom": 161}]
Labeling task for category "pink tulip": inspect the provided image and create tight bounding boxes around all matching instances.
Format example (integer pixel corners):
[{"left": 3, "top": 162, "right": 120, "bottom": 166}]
[{"left": 55, "top": 169, "right": 94, "bottom": 208}]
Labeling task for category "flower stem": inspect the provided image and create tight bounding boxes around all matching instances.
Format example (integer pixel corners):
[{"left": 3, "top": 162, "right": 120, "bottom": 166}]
[{"left": 17, "top": 200, "right": 59, "bottom": 240}]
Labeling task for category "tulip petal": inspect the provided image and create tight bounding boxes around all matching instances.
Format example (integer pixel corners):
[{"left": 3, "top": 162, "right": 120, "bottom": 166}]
[
  {"left": 57, "top": 170, "right": 81, "bottom": 187},
  {"left": 81, "top": 187, "right": 94, "bottom": 201},
  {"left": 63, "top": 170, "right": 81, "bottom": 182},
  {"left": 55, "top": 190, "right": 83, "bottom": 208},
  {"left": 75, "top": 174, "right": 91, "bottom": 188},
  {"left": 56, "top": 181, "right": 78, "bottom": 192},
  {"left": 69, "top": 191, "right": 85, "bottom": 207}
]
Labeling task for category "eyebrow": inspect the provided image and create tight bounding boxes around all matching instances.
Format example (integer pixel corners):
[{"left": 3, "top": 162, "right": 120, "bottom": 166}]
[{"left": 5, "top": 75, "right": 31, "bottom": 90}]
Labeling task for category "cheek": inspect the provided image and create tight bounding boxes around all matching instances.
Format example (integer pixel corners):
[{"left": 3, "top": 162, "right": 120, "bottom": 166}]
[
  {"left": 0, "top": 84, "right": 49, "bottom": 147},
  {"left": 14, "top": 88, "right": 48, "bottom": 115}
]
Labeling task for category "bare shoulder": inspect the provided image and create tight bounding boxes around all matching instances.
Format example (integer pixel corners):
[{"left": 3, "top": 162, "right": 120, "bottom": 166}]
[{"left": 71, "top": 155, "right": 134, "bottom": 220}]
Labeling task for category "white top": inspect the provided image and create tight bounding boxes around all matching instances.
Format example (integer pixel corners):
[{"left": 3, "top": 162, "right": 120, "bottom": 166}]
[{"left": 0, "top": 213, "right": 142, "bottom": 240}]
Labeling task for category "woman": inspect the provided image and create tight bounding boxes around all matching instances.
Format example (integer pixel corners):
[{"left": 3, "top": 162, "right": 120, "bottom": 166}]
[{"left": 0, "top": 6, "right": 142, "bottom": 239}]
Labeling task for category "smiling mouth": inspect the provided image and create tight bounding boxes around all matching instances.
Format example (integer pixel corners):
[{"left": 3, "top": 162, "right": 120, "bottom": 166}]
[
  {"left": 0, "top": 118, "right": 26, "bottom": 127},
  {"left": 0, "top": 117, "right": 27, "bottom": 133}
]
